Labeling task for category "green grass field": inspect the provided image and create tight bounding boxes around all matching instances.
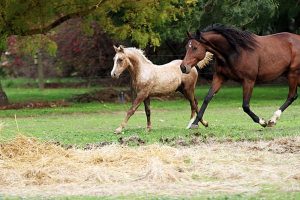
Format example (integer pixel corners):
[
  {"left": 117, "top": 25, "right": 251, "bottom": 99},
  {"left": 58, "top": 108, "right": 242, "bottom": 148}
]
[
  {"left": 0, "top": 84, "right": 299, "bottom": 145},
  {"left": 0, "top": 83, "right": 299, "bottom": 199}
]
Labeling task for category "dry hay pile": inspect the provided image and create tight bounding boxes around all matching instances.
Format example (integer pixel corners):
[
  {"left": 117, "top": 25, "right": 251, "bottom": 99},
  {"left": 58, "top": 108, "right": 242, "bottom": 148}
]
[{"left": 0, "top": 135, "right": 299, "bottom": 198}]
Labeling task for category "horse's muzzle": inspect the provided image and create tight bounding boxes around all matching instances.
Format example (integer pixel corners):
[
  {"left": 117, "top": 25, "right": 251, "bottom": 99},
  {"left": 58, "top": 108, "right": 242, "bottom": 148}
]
[
  {"left": 111, "top": 72, "right": 119, "bottom": 79},
  {"left": 181, "top": 64, "right": 192, "bottom": 74},
  {"left": 180, "top": 64, "right": 187, "bottom": 73}
]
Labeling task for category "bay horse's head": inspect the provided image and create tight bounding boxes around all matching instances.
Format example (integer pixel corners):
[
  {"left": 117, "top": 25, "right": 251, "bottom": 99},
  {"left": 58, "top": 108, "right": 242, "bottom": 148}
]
[
  {"left": 111, "top": 45, "right": 132, "bottom": 79},
  {"left": 181, "top": 31, "right": 206, "bottom": 74}
]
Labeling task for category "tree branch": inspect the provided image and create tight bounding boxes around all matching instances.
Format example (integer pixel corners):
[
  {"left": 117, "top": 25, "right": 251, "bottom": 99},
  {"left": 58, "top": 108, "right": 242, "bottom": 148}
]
[{"left": 20, "top": 0, "right": 106, "bottom": 36}]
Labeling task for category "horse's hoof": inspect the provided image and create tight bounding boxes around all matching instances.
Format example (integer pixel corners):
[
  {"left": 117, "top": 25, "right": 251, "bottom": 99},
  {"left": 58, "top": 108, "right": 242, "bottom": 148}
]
[
  {"left": 190, "top": 124, "right": 199, "bottom": 129},
  {"left": 146, "top": 126, "right": 152, "bottom": 132},
  {"left": 201, "top": 120, "right": 209, "bottom": 127},
  {"left": 259, "top": 118, "right": 267, "bottom": 128},
  {"left": 267, "top": 120, "right": 276, "bottom": 127},
  {"left": 114, "top": 127, "right": 123, "bottom": 134}
]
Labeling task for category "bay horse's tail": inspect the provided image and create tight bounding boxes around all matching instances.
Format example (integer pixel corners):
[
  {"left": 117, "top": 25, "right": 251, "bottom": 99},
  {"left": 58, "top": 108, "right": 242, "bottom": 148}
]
[{"left": 196, "top": 52, "right": 213, "bottom": 69}]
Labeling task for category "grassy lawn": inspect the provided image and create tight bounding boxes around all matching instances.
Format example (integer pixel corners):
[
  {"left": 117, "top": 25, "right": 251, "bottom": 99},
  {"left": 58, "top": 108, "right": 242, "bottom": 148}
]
[
  {"left": 0, "top": 84, "right": 299, "bottom": 199},
  {"left": 0, "top": 85, "right": 299, "bottom": 145}
]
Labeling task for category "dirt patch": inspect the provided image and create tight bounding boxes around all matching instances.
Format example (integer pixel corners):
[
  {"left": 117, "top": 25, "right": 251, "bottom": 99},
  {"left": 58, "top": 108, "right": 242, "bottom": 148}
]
[
  {"left": 246, "top": 137, "right": 300, "bottom": 154},
  {"left": 70, "top": 88, "right": 132, "bottom": 103},
  {"left": 118, "top": 135, "right": 145, "bottom": 146},
  {"left": 0, "top": 100, "right": 69, "bottom": 110},
  {"left": 0, "top": 136, "right": 299, "bottom": 198},
  {"left": 70, "top": 88, "right": 182, "bottom": 103},
  {"left": 159, "top": 132, "right": 216, "bottom": 147}
]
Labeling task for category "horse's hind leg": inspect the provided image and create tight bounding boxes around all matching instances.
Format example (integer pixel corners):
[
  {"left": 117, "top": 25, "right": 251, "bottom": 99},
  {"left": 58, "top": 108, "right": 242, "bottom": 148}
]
[
  {"left": 143, "top": 97, "right": 151, "bottom": 131},
  {"left": 268, "top": 72, "right": 298, "bottom": 126},
  {"left": 181, "top": 85, "right": 208, "bottom": 129}
]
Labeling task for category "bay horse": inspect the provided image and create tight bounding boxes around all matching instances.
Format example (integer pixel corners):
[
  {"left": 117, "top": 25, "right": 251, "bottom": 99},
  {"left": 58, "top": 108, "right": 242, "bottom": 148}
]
[
  {"left": 180, "top": 24, "right": 300, "bottom": 128},
  {"left": 111, "top": 45, "right": 212, "bottom": 134}
]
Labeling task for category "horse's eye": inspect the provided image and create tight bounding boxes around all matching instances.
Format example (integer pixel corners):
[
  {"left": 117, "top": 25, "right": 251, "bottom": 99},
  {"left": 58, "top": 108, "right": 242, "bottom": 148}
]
[
  {"left": 192, "top": 46, "right": 197, "bottom": 51},
  {"left": 118, "top": 58, "right": 123, "bottom": 62}
]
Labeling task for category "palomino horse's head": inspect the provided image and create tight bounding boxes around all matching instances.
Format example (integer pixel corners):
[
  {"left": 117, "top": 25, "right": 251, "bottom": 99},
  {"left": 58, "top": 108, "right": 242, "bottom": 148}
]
[
  {"left": 181, "top": 31, "right": 206, "bottom": 74},
  {"left": 111, "top": 45, "right": 132, "bottom": 79}
]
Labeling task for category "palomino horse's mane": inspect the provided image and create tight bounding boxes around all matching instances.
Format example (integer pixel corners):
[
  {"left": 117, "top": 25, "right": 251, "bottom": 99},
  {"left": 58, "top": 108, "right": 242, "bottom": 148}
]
[
  {"left": 196, "top": 24, "right": 257, "bottom": 54},
  {"left": 123, "top": 47, "right": 153, "bottom": 65}
]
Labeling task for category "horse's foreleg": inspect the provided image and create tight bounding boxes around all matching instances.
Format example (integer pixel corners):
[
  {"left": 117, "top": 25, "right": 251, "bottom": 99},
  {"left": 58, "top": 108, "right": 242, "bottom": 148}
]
[
  {"left": 191, "top": 74, "right": 224, "bottom": 129},
  {"left": 267, "top": 73, "right": 298, "bottom": 127},
  {"left": 115, "top": 92, "right": 148, "bottom": 134},
  {"left": 180, "top": 82, "right": 208, "bottom": 129},
  {"left": 143, "top": 97, "right": 151, "bottom": 131},
  {"left": 242, "top": 79, "right": 267, "bottom": 127},
  {"left": 186, "top": 95, "right": 208, "bottom": 128}
]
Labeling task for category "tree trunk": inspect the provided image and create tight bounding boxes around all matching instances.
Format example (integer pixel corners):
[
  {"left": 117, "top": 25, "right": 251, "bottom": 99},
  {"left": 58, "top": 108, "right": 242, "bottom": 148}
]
[
  {"left": 37, "top": 50, "right": 44, "bottom": 90},
  {"left": 0, "top": 51, "right": 9, "bottom": 106},
  {"left": 0, "top": 82, "right": 9, "bottom": 106}
]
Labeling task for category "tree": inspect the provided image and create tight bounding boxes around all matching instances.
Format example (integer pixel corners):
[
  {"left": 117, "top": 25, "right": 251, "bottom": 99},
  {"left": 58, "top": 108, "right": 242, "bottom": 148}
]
[
  {"left": 157, "top": 0, "right": 278, "bottom": 43},
  {"left": 0, "top": 0, "right": 196, "bottom": 105},
  {"left": 54, "top": 18, "right": 115, "bottom": 82},
  {"left": 272, "top": 0, "right": 300, "bottom": 33},
  {"left": 143, "top": 0, "right": 279, "bottom": 66}
]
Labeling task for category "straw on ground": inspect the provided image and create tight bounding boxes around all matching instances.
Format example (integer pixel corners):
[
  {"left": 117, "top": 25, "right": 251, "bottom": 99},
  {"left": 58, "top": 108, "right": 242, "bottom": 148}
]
[{"left": 0, "top": 135, "right": 299, "bottom": 198}]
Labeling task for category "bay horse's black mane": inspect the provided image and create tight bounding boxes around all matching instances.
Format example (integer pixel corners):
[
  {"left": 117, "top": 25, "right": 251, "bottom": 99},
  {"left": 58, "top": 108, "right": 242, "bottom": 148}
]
[{"left": 196, "top": 24, "right": 257, "bottom": 53}]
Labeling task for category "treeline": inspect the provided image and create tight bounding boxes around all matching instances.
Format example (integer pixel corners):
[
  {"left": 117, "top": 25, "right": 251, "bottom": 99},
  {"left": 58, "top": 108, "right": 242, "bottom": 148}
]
[{"left": 0, "top": 0, "right": 300, "bottom": 79}]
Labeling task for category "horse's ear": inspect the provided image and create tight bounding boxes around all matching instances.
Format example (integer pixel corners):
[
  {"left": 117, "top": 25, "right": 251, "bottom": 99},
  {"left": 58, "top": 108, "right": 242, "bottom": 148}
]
[
  {"left": 119, "top": 45, "right": 125, "bottom": 52},
  {"left": 113, "top": 45, "right": 118, "bottom": 52},
  {"left": 186, "top": 31, "right": 192, "bottom": 39}
]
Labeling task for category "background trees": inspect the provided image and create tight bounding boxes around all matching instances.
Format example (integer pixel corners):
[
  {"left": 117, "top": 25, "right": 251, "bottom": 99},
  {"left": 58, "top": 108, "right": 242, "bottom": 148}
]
[{"left": 0, "top": 0, "right": 299, "bottom": 104}]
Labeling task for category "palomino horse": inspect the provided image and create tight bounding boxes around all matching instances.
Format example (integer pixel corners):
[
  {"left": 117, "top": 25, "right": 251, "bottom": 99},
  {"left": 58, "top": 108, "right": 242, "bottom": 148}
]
[
  {"left": 111, "top": 45, "right": 212, "bottom": 134},
  {"left": 180, "top": 24, "right": 300, "bottom": 128}
]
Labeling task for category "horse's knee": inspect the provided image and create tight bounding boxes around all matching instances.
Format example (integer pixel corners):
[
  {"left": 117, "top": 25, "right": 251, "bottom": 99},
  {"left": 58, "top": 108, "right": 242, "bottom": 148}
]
[
  {"left": 194, "top": 98, "right": 198, "bottom": 106},
  {"left": 127, "top": 109, "right": 135, "bottom": 116},
  {"left": 286, "top": 93, "right": 298, "bottom": 104},
  {"left": 242, "top": 104, "right": 250, "bottom": 113},
  {"left": 204, "top": 95, "right": 212, "bottom": 104},
  {"left": 292, "top": 94, "right": 298, "bottom": 101},
  {"left": 146, "top": 110, "right": 150, "bottom": 117}
]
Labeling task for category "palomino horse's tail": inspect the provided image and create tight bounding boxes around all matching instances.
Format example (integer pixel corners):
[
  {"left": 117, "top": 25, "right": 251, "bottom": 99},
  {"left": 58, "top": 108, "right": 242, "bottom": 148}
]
[{"left": 196, "top": 52, "right": 213, "bottom": 69}]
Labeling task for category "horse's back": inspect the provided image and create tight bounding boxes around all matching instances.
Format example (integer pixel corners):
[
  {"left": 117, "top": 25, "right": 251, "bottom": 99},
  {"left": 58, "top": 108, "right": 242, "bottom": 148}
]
[
  {"left": 260, "top": 32, "right": 300, "bottom": 47},
  {"left": 269, "top": 32, "right": 300, "bottom": 67},
  {"left": 255, "top": 32, "right": 300, "bottom": 81},
  {"left": 150, "top": 60, "right": 198, "bottom": 95},
  {"left": 158, "top": 59, "right": 182, "bottom": 68},
  {"left": 149, "top": 60, "right": 182, "bottom": 95}
]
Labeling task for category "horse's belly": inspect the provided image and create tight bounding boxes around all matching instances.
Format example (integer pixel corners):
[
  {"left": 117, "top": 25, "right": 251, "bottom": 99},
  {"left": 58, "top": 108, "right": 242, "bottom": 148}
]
[
  {"left": 257, "top": 58, "right": 290, "bottom": 82},
  {"left": 150, "top": 77, "right": 181, "bottom": 95}
]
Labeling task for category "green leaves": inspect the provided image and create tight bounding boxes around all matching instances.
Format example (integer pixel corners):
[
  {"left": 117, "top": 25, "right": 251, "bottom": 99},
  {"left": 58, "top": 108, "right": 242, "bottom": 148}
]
[
  {"left": 93, "top": 0, "right": 193, "bottom": 48},
  {"left": 0, "top": 0, "right": 297, "bottom": 50},
  {"left": 0, "top": 33, "right": 8, "bottom": 51},
  {"left": 14, "top": 34, "right": 57, "bottom": 57}
]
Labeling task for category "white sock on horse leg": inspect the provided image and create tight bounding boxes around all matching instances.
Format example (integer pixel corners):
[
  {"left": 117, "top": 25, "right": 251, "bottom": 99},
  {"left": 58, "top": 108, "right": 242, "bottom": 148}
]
[
  {"left": 270, "top": 110, "right": 282, "bottom": 123},
  {"left": 259, "top": 118, "right": 267, "bottom": 126},
  {"left": 186, "top": 116, "right": 196, "bottom": 129}
]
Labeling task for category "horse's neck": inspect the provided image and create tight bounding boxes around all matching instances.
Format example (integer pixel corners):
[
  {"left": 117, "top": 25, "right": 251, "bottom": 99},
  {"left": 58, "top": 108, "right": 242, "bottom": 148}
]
[
  {"left": 202, "top": 33, "right": 232, "bottom": 66},
  {"left": 127, "top": 54, "right": 148, "bottom": 83}
]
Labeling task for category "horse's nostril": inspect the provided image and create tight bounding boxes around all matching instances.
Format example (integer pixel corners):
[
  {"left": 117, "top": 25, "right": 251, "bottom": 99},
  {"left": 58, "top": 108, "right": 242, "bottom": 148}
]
[
  {"left": 180, "top": 64, "right": 186, "bottom": 73},
  {"left": 114, "top": 73, "right": 117, "bottom": 77}
]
